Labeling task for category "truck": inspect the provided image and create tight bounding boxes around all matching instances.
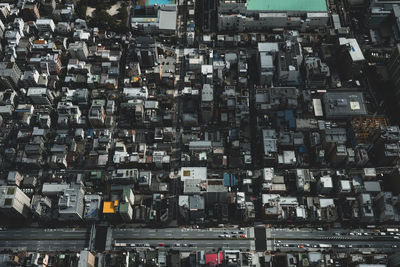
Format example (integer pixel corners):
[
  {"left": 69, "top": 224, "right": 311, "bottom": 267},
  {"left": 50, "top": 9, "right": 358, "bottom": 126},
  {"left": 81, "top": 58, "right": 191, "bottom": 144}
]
[
  {"left": 319, "top": 244, "right": 332, "bottom": 248},
  {"left": 114, "top": 241, "right": 127, "bottom": 247}
]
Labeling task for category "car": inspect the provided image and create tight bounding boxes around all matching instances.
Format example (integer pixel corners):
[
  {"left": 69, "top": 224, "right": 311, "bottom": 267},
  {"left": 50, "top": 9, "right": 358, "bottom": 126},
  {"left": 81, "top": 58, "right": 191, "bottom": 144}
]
[
  {"left": 188, "top": 244, "right": 194, "bottom": 247},
  {"left": 363, "top": 233, "right": 370, "bottom": 236},
  {"left": 298, "top": 245, "right": 304, "bottom": 248},
  {"left": 394, "top": 236, "right": 400, "bottom": 239},
  {"left": 317, "top": 228, "right": 324, "bottom": 231},
  {"left": 130, "top": 244, "right": 136, "bottom": 247},
  {"left": 392, "top": 245, "right": 398, "bottom": 248},
  {"left": 356, "top": 233, "right": 362, "bottom": 236},
  {"left": 276, "top": 240, "right": 282, "bottom": 243},
  {"left": 144, "top": 244, "right": 150, "bottom": 247},
  {"left": 275, "top": 244, "right": 280, "bottom": 247},
  {"left": 350, "top": 233, "right": 355, "bottom": 236},
  {"left": 334, "top": 233, "right": 341, "bottom": 236},
  {"left": 380, "top": 232, "right": 386, "bottom": 236},
  {"left": 312, "top": 245, "right": 318, "bottom": 248},
  {"left": 174, "top": 244, "right": 181, "bottom": 247},
  {"left": 304, "top": 244, "right": 310, "bottom": 247},
  {"left": 159, "top": 243, "right": 165, "bottom": 246},
  {"left": 240, "top": 234, "right": 246, "bottom": 238},
  {"left": 347, "top": 245, "right": 353, "bottom": 248},
  {"left": 283, "top": 244, "right": 289, "bottom": 247},
  {"left": 338, "top": 245, "right": 346, "bottom": 248}
]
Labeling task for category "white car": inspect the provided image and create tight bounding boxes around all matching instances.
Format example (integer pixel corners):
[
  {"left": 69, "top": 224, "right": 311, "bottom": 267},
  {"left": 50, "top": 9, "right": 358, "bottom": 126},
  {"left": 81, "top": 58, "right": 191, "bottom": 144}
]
[{"left": 219, "top": 234, "right": 230, "bottom": 238}]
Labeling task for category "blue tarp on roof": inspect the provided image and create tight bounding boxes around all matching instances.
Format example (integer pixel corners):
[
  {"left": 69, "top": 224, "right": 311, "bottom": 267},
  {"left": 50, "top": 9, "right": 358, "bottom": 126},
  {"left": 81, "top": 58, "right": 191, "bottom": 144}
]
[{"left": 88, "top": 129, "right": 94, "bottom": 138}]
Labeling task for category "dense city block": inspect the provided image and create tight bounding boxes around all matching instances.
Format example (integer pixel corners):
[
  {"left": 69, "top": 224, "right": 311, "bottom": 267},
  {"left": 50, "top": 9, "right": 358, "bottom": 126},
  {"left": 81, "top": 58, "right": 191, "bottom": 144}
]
[{"left": 1, "top": 0, "right": 400, "bottom": 266}]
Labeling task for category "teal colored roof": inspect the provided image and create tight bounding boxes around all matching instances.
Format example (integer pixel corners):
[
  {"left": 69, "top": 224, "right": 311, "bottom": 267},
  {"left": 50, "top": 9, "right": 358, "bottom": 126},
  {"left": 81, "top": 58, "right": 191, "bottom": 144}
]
[{"left": 247, "top": 0, "right": 327, "bottom": 12}]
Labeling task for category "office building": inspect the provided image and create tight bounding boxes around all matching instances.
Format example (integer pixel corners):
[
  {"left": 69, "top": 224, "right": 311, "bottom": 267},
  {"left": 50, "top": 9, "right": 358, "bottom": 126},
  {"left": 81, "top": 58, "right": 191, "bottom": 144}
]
[
  {"left": 0, "top": 186, "right": 31, "bottom": 219},
  {"left": 322, "top": 92, "right": 367, "bottom": 119},
  {"left": 36, "top": 18, "right": 55, "bottom": 33},
  {"left": 27, "top": 87, "right": 54, "bottom": 105},
  {"left": 0, "top": 62, "right": 22, "bottom": 90},
  {"left": 68, "top": 41, "right": 89, "bottom": 60},
  {"left": 218, "top": 0, "right": 329, "bottom": 31},
  {"left": 58, "top": 186, "right": 85, "bottom": 221},
  {"left": 388, "top": 43, "right": 400, "bottom": 100}
]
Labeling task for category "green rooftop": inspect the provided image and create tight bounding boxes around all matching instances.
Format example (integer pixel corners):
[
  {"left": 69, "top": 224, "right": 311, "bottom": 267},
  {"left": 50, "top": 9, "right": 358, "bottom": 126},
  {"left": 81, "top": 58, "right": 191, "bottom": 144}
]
[{"left": 247, "top": 0, "right": 328, "bottom": 12}]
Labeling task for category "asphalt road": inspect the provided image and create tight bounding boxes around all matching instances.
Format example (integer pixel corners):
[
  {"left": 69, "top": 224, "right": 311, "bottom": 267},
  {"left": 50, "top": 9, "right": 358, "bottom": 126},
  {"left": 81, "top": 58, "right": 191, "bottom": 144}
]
[
  {"left": 1, "top": 226, "right": 399, "bottom": 253},
  {"left": 0, "top": 228, "right": 88, "bottom": 240},
  {"left": 113, "top": 239, "right": 253, "bottom": 251},
  {"left": 268, "top": 228, "right": 400, "bottom": 241},
  {"left": 272, "top": 239, "right": 400, "bottom": 253},
  {"left": 113, "top": 227, "right": 253, "bottom": 240}
]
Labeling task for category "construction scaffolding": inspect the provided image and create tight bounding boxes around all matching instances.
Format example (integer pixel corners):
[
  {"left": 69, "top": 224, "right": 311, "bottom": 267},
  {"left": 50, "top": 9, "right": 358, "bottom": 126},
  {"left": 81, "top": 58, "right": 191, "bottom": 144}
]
[{"left": 351, "top": 116, "right": 387, "bottom": 145}]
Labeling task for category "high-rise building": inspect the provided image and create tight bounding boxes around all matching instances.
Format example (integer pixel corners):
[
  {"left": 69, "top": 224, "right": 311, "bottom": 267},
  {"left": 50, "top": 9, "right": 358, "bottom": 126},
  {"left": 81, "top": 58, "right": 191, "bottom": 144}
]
[
  {"left": 0, "top": 62, "right": 22, "bottom": 90},
  {"left": 36, "top": 18, "right": 55, "bottom": 33},
  {"left": 88, "top": 100, "right": 106, "bottom": 127},
  {"left": 58, "top": 186, "right": 85, "bottom": 221},
  {"left": 68, "top": 41, "right": 89, "bottom": 60},
  {"left": 40, "top": 53, "right": 62, "bottom": 75},
  {"left": 21, "top": 2, "right": 40, "bottom": 21},
  {"left": 0, "top": 3, "right": 11, "bottom": 21},
  {"left": 365, "top": 0, "right": 400, "bottom": 28},
  {"left": 0, "top": 186, "right": 31, "bottom": 219},
  {"left": 0, "top": 19, "right": 4, "bottom": 39},
  {"left": 27, "top": 87, "right": 54, "bottom": 105},
  {"left": 217, "top": 0, "right": 329, "bottom": 32},
  {"left": 388, "top": 43, "right": 400, "bottom": 99}
]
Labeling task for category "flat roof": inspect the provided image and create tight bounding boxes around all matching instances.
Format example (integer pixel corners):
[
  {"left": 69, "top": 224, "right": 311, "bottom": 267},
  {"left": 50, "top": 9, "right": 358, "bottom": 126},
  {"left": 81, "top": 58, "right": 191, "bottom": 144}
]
[
  {"left": 247, "top": 0, "right": 328, "bottom": 12},
  {"left": 323, "top": 92, "right": 368, "bottom": 119},
  {"left": 180, "top": 167, "right": 207, "bottom": 181},
  {"left": 137, "top": 0, "right": 175, "bottom": 6},
  {"left": 339, "top": 38, "right": 365, "bottom": 62},
  {"left": 159, "top": 9, "right": 177, "bottom": 30},
  {"left": 103, "top": 201, "right": 116, "bottom": 213}
]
